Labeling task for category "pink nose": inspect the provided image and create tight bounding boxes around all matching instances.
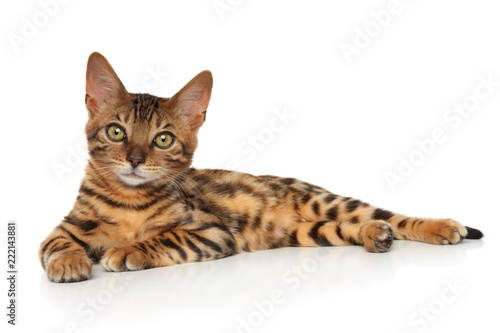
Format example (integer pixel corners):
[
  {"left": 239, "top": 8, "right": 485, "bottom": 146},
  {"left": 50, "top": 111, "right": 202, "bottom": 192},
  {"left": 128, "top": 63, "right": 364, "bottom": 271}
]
[{"left": 127, "top": 157, "right": 145, "bottom": 168}]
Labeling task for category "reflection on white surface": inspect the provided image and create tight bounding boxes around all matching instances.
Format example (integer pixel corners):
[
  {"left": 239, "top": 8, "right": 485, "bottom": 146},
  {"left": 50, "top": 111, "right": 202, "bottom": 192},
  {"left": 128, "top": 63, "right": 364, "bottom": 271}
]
[{"left": 38, "top": 240, "right": 486, "bottom": 333}]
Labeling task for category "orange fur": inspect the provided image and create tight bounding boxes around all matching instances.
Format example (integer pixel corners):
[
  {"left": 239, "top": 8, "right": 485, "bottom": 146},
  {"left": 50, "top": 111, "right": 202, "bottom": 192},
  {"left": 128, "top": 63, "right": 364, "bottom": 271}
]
[{"left": 39, "top": 53, "right": 483, "bottom": 283}]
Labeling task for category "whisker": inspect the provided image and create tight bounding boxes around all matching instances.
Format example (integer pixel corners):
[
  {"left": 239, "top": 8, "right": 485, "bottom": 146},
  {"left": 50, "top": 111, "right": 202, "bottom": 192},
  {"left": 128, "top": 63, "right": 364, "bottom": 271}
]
[
  {"left": 159, "top": 169, "right": 206, "bottom": 202},
  {"left": 90, "top": 169, "right": 115, "bottom": 184},
  {"left": 157, "top": 174, "right": 190, "bottom": 198}
]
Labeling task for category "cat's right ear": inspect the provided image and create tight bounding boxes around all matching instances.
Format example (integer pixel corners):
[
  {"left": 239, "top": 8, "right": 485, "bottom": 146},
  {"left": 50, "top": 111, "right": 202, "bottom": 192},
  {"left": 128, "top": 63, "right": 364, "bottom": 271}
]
[{"left": 85, "top": 52, "right": 127, "bottom": 117}]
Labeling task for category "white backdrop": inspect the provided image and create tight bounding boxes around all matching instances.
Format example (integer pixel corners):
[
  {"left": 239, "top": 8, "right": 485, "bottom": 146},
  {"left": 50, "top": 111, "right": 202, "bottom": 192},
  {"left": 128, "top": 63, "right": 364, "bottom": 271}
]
[{"left": 1, "top": 0, "right": 499, "bottom": 332}]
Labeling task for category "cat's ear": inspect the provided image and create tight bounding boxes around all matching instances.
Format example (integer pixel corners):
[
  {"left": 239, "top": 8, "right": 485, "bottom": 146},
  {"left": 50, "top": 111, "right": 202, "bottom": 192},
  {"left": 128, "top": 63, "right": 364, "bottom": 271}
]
[
  {"left": 171, "top": 70, "right": 213, "bottom": 130},
  {"left": 85, "top": 52, "right": 128, "bottom": 116}
]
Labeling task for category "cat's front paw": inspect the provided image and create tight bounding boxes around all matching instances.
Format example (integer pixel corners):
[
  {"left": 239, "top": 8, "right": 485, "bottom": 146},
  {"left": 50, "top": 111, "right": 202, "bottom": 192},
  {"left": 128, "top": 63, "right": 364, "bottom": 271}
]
[
  {"left": 426, "top": 219, "right": 467, "bottom": 245},
  {"left": 46, "top": 254, "right": 92, "bottom": 283},
  {"left": 101, "top": 246, "right": 151, "bottom": 272}
]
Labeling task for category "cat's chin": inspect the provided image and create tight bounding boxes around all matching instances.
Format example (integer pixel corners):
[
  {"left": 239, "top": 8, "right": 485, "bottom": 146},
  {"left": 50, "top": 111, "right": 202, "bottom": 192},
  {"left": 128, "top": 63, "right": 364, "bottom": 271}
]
[{"left": 117, "top": 173, "right": 151, "bottom": 187}]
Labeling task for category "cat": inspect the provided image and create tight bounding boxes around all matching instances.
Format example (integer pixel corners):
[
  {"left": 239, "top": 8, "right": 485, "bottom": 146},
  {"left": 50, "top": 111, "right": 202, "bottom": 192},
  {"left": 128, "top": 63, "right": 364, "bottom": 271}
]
[{"left": 39, "top": 52, "right": 484, "bottom": 283}]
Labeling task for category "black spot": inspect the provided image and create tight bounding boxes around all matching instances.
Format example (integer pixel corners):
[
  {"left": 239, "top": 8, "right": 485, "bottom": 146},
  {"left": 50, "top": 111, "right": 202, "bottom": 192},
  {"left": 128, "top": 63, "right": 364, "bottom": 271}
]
[
  {"left": 312, "top": 201, "right": 320, "bottom": 216},
  {"left": 293, "top": 198, "right": 299, "bottom": 211},
  {"left": 345, "top": 200, "right": 362, "bottom": 213},
  {"left": 301, "top": 193, "right": 312, "bottom": 204},
  {"left": 213, "top": 183, "right": 237, "bottom": 196},
  {"left": 326, "top": 206, "right": 338, "bottom": 221},
  {"left": 283, "top": 178, "right": 296, "bottom": 185},
  {"left": 308, "top": 222, "right": 333, "bottom": 246},
  {"left": 350, "top": 217, "right": 359, "bottom": 224},
  {"left": 237, "top": 183, "right": 255, "bottom": 194},
  {"left": 289, "top": 231, "right": 299, "bottom": 247},
  {"left": 251, "top": 213, "right": 262, "bottom": 229},
  {"left": 397, "top": 219, "right": 408, "bottom": 228},
  {"left": 198, "top": 202, "right": 213, "bottom": 214},
  {"left": 269, "top": 183, "right": 282, "bottom": 191},
  {"left": 347, "top": 237, "right": 361, "bottom": 246},
  {"left": 305, "top": 183, "right": 323, "bottom": 194},
  {"left": 82, "top": 220, "right": 99, "bottom": 232},
  {"left": 372, "top": 208, "right": 394, "bottom": 221},
  {"left": 335, "top": 225, "right": 345, "bottom": 241},
  {"left": 324, "top": 194, "right": 337, "bottom": 204},
  {"left": 224, "top": 238, "right": 236, "bottom": 252},
  {"left": 235, "top": 214, "right": 249, "bottom": 233}
]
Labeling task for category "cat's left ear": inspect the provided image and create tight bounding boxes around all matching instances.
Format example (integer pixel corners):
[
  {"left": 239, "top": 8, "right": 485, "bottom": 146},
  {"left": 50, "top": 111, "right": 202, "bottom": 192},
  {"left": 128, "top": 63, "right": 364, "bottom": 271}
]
[{"left": 171, "top": 70, "right": 213, "bottom": 130}]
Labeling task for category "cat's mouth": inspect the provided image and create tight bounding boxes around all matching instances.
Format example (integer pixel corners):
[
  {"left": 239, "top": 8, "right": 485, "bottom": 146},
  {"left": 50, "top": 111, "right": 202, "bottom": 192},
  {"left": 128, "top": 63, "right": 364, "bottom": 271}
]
[
  {"left": 118, "top": 171, "right": 150, "bottom": 186},
  {"left": 123, "top": 173, "right": 144, "bottom": 179}
]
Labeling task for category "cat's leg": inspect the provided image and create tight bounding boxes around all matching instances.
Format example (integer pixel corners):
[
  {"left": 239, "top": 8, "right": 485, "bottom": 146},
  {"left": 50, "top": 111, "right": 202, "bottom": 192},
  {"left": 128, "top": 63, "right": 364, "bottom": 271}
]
[
  {"left": 293, "top": 187, "right": 483, "bottom": 246},
  {"left": 100, "top": 224, "right": 236, "bottom": 272},
  {"left": 384, "top": 215, "right": 483, "bottom": 244},
  {"left": 309, "top": 198, "right": 480, "bottom": 245},
  {"left": 288, "top": 220, "right": 394, "bottom": 253},
  {"left": 39, "top": 226, "right": 92, "bottom": 283}
]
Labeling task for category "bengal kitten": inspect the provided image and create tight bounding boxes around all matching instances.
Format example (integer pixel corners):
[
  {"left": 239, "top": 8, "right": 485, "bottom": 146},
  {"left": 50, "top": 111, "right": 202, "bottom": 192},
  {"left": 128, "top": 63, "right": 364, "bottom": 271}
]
[{"left": 39, "top": 52, "right": 484, "bottom": 283}]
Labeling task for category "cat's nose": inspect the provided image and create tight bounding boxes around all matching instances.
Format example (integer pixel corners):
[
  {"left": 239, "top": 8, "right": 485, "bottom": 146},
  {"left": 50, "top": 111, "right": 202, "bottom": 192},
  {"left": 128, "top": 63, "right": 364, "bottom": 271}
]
[{"left": 127, "top": 156, "right": 145, "bottom": 169}]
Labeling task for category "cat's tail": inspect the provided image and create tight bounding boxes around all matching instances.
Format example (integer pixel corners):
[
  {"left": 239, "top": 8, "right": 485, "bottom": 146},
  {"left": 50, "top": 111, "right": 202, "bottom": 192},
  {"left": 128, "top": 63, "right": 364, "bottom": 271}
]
[{"left": 465, "top": 226, "right": 484, "bottom": 239}]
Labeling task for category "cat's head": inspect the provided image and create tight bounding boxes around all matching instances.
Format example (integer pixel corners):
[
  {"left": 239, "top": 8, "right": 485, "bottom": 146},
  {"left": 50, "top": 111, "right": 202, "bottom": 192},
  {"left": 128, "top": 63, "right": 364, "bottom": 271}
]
[{"left": 84, "top": 52, "right": 212, "bottom": 187}]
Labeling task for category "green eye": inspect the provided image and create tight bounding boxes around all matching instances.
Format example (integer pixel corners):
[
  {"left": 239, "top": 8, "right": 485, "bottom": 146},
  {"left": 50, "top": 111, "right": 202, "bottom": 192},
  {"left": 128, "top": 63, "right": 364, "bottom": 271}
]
[
  {"left": 154, "top": 132, "right": 174, "bottom": 149},
  {"left": 106, "top": 125, "right": 126, "bottom": 142}
]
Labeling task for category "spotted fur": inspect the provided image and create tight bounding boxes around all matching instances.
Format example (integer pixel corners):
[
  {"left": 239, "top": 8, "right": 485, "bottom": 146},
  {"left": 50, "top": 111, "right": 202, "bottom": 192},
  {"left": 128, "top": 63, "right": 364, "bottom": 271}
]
[{"left": 39, "top": 53, "right": 484, "bottom": 283}]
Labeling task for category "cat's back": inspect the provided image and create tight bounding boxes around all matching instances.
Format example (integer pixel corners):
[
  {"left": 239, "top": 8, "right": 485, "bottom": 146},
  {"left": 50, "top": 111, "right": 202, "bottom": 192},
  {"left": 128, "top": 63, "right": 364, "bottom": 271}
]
[
  {"left": 187, "top": 168, "right": 266, "bottom": 197},
  {"left": 187, "top": 168, "right": 329, "bottom": 220},
  {"left": 187, "top": 168, "right": 327, "bottom": 198},
  {"left": 187, "top": 168, "right": 289, "bottom": 198}
]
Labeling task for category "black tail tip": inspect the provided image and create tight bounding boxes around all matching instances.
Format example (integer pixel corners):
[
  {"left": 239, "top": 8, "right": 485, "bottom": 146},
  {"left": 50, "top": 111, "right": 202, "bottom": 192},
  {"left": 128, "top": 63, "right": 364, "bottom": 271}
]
[{"left": 465, "top": 226, "right": 484, "bottom": 240}]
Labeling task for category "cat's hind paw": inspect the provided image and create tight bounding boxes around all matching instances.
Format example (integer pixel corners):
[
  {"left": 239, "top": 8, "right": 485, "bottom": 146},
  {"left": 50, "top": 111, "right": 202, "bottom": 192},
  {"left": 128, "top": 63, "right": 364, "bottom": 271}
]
[
  {"left": 362, "top": 220, "right": 393, "bottom": 253},
  {"left": 427, "top": 219, "right": 467, "bottom": 245}
]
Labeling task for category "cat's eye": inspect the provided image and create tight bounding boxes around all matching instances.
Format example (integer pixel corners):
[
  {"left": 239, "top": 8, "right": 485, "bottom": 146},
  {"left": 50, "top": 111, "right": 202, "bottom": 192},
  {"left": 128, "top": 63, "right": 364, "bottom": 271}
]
[
  {"left": 106, "top": 125, "right": 126, "bottom": 142},
  {"left": 154, "top": 132, "right": 175, "bottom": 149}
]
